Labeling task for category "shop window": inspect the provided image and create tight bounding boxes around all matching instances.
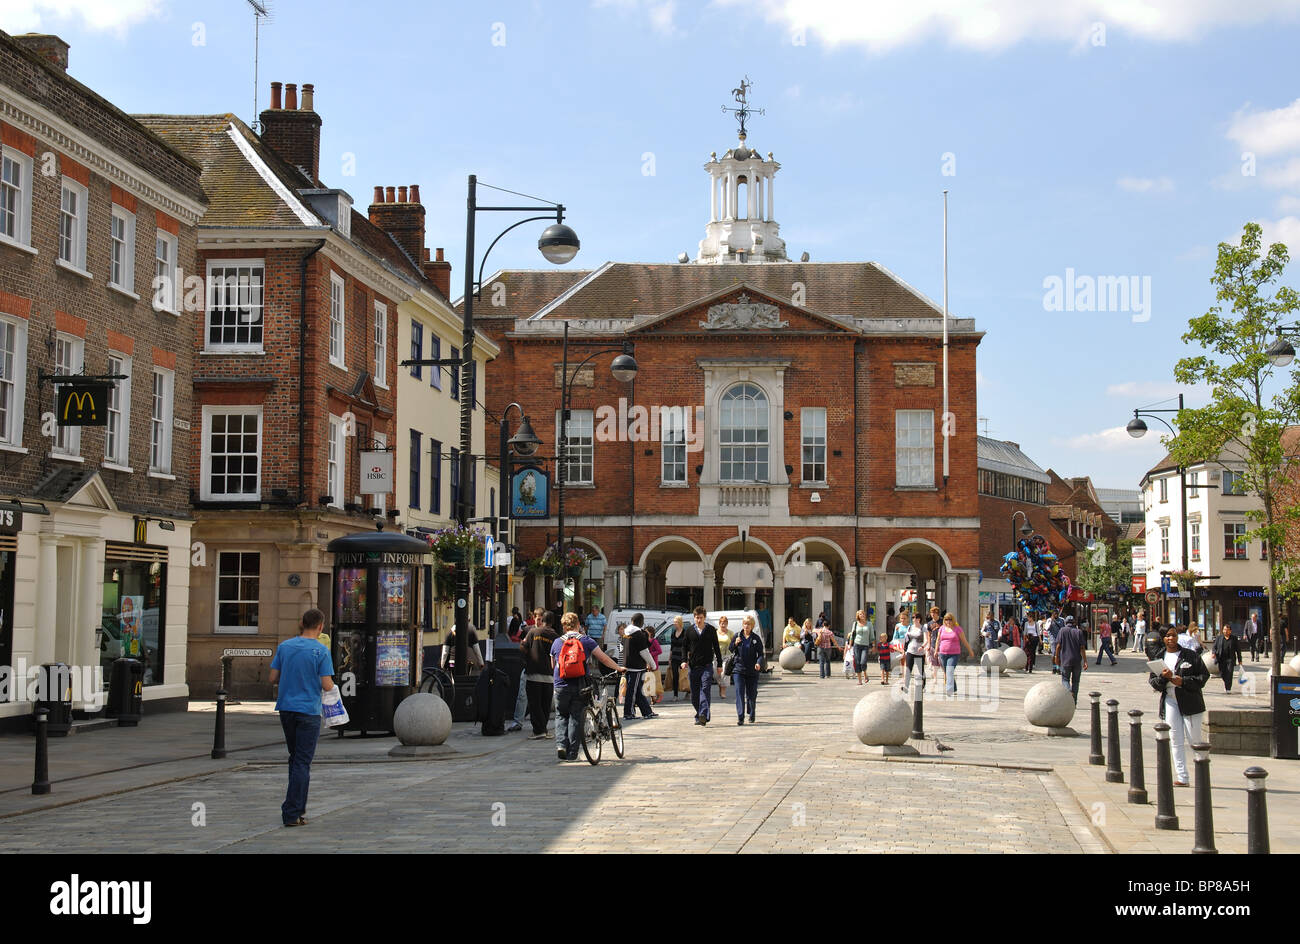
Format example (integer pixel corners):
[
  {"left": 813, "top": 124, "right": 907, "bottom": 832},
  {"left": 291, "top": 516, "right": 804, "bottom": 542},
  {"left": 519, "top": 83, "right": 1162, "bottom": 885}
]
[{"left": 101, "top": 545, "right": 167, "bottom": 687}]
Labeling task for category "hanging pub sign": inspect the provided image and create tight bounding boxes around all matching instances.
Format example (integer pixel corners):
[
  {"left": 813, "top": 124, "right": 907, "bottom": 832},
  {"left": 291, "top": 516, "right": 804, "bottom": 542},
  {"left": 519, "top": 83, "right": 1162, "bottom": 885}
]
[
  {"left": 359, "top": 451, "right": 393, "bottom": 495},
  {"left": 58, "top": 383, "right": 110, "bottom": 427},
  {"left": 512, "top": 466, "right": 549, "bottom": 519},
  {"left": 0, "top": 507, "right": 21, "bottom": 534}
]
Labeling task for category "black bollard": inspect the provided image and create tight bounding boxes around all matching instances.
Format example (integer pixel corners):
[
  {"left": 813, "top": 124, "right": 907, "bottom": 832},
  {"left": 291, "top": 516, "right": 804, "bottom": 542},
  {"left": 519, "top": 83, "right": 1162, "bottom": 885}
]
[
  {"left": 1244, "top": 767, "right": 1269, "bottom": 855},
  {"left": 1127, "top": 709, "right": 1147, "bottom": 804},
  {"left": 1190, "top": 742, "right": 1217, "bottom": 854},
  {"left": 910, "top": 684, "right": 925, "bottom": 740},
  {"left": 1088, "top": 692, "right": 1104, "bottom": 765},
  {"left": 32, "top": 707, "right": 51, "bottom": 795},
  {"left": 1106, "top": 699, "right": 1124, "bottom": 783},
  {"left": 1154, "top": 722, "right": 1179, "bottom": 830},
  {"left": 211, "top": 688, "right": 227, "bottom": 760}
]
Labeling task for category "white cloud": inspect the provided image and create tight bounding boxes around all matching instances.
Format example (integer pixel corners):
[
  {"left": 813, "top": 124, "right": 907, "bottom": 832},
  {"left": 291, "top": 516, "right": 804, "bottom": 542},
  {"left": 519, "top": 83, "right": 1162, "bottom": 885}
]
[
  {"left": 1256, "top": 216, "right": 1300, "bottom": 251},
  {"left": 1059, "top": 426, "right": 1155, "bottom": 452},
  {"left": 593, "top": 0, "right": 678, "bottom": 35},
  {"left": 1176, "top": 245, "right": 1211, "bottom": 261},
  {"left": 1227, "top": 98, "right": 1300, "bottom": 157},
  {"left": 1277, "top": 195, "right": 1300, "bottom": 214},
  {"left": 1260, "top": 157, "right": 1300, "bottom": 189},
  {"left": 721, "top": 0, "right": 1300, "bottom": 53},
  {"left": 1117, "top": 176, "right": 1174, "bottom": 193},
  {"left": 1, "top": 0, "right": 161, "bottom": 34}
]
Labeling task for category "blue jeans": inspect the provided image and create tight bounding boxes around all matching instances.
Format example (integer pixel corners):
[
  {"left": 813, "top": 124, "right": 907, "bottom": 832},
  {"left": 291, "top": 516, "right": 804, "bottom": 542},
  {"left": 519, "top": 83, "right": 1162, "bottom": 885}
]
[
  {"left": 689, "top": 666, "right": 714, "bottom": 720},
  {"left": 512, "top": 673, "right": 529, "bottom": 726},
  {"left": 1098, "top": 638, "right": 1116, "bottom": 663},
  {"left": 279, "top": 711, "right": 321, "bottom": 824},
  {"left": 941, "top": 653, "right": 960, "bottom": 694},
  {"left": 733, "top": 673, "right": 757, "bottom": 719},
  {"left": 818, "top": 649, "right": 832, "bottom": 678},
  {"left": 853, "top": 645, "right": 871, "bottom": 674},
  {"left": 556, "top": 685, "right": 584, "bottom": 757},
  {"left": 1060, "top": 662, "right": 1082, "bottom": 702},
  {"left": 623, "top": 669, "right": 652, "bottom": 718}
]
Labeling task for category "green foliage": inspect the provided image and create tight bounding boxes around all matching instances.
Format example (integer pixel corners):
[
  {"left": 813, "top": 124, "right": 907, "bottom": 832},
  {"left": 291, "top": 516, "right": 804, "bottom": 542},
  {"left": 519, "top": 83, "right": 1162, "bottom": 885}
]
[{"left": 1077, "top": 538, "right": 1142, "bottom": 611}]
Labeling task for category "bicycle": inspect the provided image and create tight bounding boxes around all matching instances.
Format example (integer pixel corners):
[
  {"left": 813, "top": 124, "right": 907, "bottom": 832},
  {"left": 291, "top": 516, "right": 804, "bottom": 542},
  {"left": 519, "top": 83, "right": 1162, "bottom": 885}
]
[
  {"left": 417, "top": 665, "right": 456, "bottom": 709},
  {"left": 579, "top": 672, "right": 625, "bottom": 765}
]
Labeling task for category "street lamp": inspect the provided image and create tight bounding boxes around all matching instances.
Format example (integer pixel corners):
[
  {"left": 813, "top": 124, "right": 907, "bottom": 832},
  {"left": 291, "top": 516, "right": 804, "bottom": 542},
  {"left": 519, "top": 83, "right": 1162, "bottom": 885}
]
[
  {"left": 1128, "top": 393, "right": 1193, "bottom": 624},
  {"left": 557, "top": 321, "right": 637, "bottom": 609},
  {"left": 1265, "top": 323, "right": 1298, "bottom": 367},
  {"left": 1011, "top": 510, "right": 1034, "bottom": 538},
  {"left": 495, "top": 404, "right": 539, "bottom": 640}
]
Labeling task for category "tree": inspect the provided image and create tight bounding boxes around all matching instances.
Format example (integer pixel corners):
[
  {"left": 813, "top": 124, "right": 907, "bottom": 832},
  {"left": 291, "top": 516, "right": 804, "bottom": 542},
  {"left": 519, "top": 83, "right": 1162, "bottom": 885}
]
[
  {"left": 1078, "top": 538, "right": 1143, "bottom": 615},
  {"left": 1168, "top": 223, "right": 1300, "bottom": 676}
]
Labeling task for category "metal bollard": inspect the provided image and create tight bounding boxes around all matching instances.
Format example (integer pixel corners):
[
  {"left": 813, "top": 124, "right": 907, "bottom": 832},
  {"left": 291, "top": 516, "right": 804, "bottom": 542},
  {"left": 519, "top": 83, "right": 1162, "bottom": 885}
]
[
  {"left": 1088, "top": 692, "right": 1104, "bottom": 765},
  {"left": 1154, "top": 722, "right": 1178, "bottom": 830},
  {"left": 1106, "top": 699, "right": 1124, "bottom": 783},
  {"left": 32, "top": 707, "right": 51, "bottom": 795},
  {"left": 1244, "top": 767, "right": 1269, "bottom": 855},
  {"left": 910, "top": 684, "right": 925, "bottom": 740},
  {"left": 1190, "top": 742, "right": 1217, "bottom": 854},
  {"left": 211, "top": 688, "right": 228, "bottom": 760},
  {"left": 1127, "top": 709, "right": 1147, "bottom": 804}
]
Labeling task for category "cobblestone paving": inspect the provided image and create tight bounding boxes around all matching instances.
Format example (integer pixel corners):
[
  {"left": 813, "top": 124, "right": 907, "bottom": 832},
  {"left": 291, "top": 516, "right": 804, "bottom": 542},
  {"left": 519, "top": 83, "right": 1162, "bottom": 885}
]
[{"left": 0, "top": 670, "right": 1100, "bottom": 854}]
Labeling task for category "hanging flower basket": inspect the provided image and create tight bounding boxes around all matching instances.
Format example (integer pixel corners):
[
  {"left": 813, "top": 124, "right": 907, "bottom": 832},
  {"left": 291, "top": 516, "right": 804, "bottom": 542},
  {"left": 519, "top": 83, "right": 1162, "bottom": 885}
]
[
  {"left": 528, "top": 542, "right": 591, "bottom": 579},
  {"left": 426, "top": 525, "right": 490, "bottom": 600}
]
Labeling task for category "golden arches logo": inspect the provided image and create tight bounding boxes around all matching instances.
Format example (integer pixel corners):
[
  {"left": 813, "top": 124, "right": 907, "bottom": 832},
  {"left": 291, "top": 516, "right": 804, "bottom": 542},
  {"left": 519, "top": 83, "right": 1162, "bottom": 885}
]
[{"left": 62, "top": 388, "right": 96, "bottom": 419}]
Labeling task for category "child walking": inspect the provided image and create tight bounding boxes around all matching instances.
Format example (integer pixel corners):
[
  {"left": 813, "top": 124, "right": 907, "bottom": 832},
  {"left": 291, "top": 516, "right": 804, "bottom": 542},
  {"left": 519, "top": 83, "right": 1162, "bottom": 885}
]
[{"left": 876, "top": 633, "right": 892, "bottom": 685}]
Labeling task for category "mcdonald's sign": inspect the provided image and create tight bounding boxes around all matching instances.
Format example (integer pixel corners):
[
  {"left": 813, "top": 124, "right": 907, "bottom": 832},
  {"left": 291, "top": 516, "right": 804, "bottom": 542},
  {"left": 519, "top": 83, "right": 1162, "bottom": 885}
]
[
  {"left": 58, "top": 383, "right": 110, "bottom": 427},
  {"left": 133, "top": 516, "right": 148, "bottom": 544}
]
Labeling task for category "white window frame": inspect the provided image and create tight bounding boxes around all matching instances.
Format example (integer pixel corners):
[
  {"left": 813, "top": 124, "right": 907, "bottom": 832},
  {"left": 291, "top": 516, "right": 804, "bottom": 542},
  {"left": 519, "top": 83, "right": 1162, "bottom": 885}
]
[
  {"left": 329, "top": 272, "right": 346, "bottom": 368},
  {"left": 109, "top": 205, "right": 136, "bottom": 294},
  {"left": 154, "top": 231, "right": 178, "bottom": 314},
  {"left": 0, "top": 314, "right": 29, "bottom": 449},
  {"left": 557, "top": 408, "right": 594, "bottom": 485},
  {"left": 1160, "top": 526, "right": 1170, "bottom": 564},
  {"left": 1158, "top": 478, "right": 1168, "bottom": 503},
  {"left": 215, "top": 550, "right": 261, "bottom": 634},
  {"left": 57, "top": 177, "right": 89, "bottom": 273},
  {"left": 895, "top": 409, "right": 934, "bottom": 488},
  {"left": 205, "top": 260, "right": 265, "bottom": 352},
  {"left": 801, "top": 406, "right": 827, "bottom": 484},
  {"left": 327, "top": 413, "right": 345, "bottom": 509},
  {"left": 718, "top": 382, "right": 770, "bottom": 483},
  {"left": 1187, "top": 471, "right": 1199, "bottom": 498},
  {"left": 0, "top": 150, "right": 34, "bottom": 249},
  {"left": 52, "top": 333, "right": 84, "bottom": 458},
  {"left": 105, "top": 354, "right": 132, "bottom": 469},
  {"left": 373, "top": 300, "right": 388, "bottom": 388},
  {"left": 150, "top": 368, "right": 174, "bottom": 475},
  {"left": 201, "top": 404, "right": 262, "bottom": 501},
  {"left": 1189, "top": 521, "right": 1200, "bottom": 562},
  {"left": 661, "top": 407, "right": 686, "bottom": 484}
]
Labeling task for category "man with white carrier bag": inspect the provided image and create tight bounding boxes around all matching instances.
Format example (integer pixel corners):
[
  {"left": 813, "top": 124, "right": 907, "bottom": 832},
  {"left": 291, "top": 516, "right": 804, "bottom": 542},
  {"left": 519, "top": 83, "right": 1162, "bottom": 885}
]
[{"left": 269, "top": 608, "right": 338, "bottom": 827}]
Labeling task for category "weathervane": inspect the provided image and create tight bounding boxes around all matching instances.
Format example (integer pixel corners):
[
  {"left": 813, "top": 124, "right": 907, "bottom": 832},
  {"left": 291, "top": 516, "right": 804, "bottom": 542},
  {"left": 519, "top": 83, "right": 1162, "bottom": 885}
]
[{"left": 722, "top": 76, "right": 764, "bottom": 141}]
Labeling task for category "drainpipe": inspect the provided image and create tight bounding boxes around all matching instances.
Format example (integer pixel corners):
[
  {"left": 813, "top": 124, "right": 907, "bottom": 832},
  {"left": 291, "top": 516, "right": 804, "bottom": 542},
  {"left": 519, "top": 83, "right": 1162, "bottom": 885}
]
[
  {"left": 299, "top": 241, "right": 326, "bottom": 506},
  {"left": 853, "top": 338, "right": 863, "bottom": 616}
]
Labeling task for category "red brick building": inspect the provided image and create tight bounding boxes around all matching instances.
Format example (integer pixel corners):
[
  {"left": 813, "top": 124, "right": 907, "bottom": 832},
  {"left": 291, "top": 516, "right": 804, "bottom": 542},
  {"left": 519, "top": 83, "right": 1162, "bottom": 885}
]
[
  {"left": 476, "top": 129, "right": 984, "bottom": 643},
  {"left": 0, "top": 31, "right": 207, "bottom": 727}
]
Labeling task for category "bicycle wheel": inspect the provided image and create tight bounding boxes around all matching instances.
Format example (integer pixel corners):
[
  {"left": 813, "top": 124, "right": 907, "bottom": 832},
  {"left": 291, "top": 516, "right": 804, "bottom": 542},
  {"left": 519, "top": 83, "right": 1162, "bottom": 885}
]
[
  {"left": 606, "top": 702, "right": 624, "bottom": 758},
  {"left": 581, "top": 706, "right": 602, "bottom": 765}
]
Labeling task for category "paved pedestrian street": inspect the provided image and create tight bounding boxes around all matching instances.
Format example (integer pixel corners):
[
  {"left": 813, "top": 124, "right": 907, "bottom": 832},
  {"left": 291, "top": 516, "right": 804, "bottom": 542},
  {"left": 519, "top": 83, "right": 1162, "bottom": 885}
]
[{"left": 0, "top": 666, "right": 1105, "bottom": 854}]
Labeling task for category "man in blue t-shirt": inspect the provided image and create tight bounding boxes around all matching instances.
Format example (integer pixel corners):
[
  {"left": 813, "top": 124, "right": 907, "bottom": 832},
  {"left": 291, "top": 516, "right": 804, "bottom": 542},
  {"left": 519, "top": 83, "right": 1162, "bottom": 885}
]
[
  {"left": 550, "top": 612, "right": 623, "bottom": 761},
  {"left": 269, "top": 608, "right": 335, "bottom": 826},
  {"left": 585, "top": 604, "right": 607, "bottom": 644}
]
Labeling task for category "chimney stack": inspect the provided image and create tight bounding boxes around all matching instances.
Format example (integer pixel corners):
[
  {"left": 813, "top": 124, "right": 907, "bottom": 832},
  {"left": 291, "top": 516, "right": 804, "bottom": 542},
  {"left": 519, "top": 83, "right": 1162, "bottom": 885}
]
[
  {"left": 424, "top": 247, "right": 452, "bottom": 299},
  {"left": 258, "top": 80, "right": 322, "bottom": 185},
  {"left": 368, "top": 183, "right": 427, "bottom": 270},
  {"left": 13, "top": 33, "right": 70, "bottom": 72}
]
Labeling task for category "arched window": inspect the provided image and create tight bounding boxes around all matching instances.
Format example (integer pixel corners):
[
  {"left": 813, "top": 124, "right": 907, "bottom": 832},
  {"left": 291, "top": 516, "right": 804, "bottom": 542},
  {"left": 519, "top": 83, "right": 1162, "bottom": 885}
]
[{"left": 719, "top": 382, "right": 769, "bottom": 481}]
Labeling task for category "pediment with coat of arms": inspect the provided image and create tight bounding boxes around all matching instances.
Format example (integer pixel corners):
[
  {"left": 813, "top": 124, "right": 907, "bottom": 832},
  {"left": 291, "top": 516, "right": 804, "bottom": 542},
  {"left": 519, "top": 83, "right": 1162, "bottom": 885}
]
[{"left": 699, "top": 293, "right": 789, "bottom": 330}]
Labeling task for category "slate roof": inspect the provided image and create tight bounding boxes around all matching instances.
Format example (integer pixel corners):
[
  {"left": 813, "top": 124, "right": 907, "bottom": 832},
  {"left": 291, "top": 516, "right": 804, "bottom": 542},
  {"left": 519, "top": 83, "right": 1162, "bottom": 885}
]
[
  {"left": 456, "top": 269, "right": 594, "bottom": 320},
  {"left": 31, "top": 467, "right": 96, "bottom": 503},
  {"left": 977, "top": 437, "right": 1050, "bottom": 484}
]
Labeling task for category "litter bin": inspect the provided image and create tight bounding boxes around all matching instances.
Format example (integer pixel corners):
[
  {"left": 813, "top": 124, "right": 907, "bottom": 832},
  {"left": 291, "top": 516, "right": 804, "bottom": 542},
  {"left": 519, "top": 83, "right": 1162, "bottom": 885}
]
[
  {"left": 35, "top": 662, "right": 73, "bottom": 736},
  {"left": 1272, "top": 676, "right": 1300, "bottom": 759},
  {"left": 107, "top": 658, "right": 143, "bottom": 726}
]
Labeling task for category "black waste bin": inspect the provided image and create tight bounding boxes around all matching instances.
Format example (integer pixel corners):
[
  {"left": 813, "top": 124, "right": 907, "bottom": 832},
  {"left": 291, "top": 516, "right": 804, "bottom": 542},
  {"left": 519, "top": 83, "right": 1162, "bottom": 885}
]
[
  {"left": 493, "top": 645, "right": 524, "bottom": 715},
  {"left": 35, "top": 662, "right": 73, "bottom": 736},
  {"left": 106, "top": 658, "right": 143, "bottom": 726},
  {"left": 1272, "top": 676, "right": 1300, "bottom": 759}
]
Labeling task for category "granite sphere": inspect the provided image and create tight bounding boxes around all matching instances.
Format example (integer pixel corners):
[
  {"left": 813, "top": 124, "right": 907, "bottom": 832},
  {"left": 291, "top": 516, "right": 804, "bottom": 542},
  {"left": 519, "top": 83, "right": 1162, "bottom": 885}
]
[
  {"left": 779, "top": 646, "right": 806, "bottom": 672},
  {"left": 1003, "top": 646, "right": 1027, "bottom": 670},
  {"left": 852, "top": 691, "right": 913, "bottom": 746},
  {"left": 1024, "top": 679, "right": 1077, "bottom": 728},
  {"left": 393, "top": 692, "right": 452, "bottom": 746}
]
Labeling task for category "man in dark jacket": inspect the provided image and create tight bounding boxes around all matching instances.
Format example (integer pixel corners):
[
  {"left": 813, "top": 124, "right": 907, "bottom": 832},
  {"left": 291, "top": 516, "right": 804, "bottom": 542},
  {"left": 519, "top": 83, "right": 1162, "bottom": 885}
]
[
  {"left": 680, "top": 605, "right": 722, "bottom": 725},
  {"left": 620, "top": 613, "right": 659, "bottom": 720},
  {"left": 1150, "top": 624, "right": 1210, "bottom": 785},
  {"left": 519, "top": 613, "right": 558, "bottom": 738}
]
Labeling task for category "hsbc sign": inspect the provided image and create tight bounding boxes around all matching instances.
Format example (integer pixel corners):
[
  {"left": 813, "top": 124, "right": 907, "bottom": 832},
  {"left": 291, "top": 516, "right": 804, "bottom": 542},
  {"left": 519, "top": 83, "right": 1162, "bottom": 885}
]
[{"left": 359, "top": 451, "right": 393, "bottom": 495}]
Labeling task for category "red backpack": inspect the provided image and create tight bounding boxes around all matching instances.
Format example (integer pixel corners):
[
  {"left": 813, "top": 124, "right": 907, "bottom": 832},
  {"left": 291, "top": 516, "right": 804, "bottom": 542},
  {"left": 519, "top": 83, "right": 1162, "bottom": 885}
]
[{"left": 558, "top": 634, "right": 588, "bottom": 680}]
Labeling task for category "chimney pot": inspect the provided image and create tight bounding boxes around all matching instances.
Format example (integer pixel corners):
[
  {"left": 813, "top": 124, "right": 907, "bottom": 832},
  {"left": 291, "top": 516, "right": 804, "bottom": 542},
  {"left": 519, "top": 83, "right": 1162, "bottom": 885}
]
[
  {"left": 301, "top": 83, "right": 315, "bottom": 111},
  {"left": 398, "top": 186, "right": 408, "bottom": 203},
  {"left": 285, "top": 83, "right": 298, "bottom": 110},
  {"left": 411, "top": 185, "right": 421, "bottom": 204},
  {"left": 423, "top": 248, "right": 431, "bottom": 262},
  {"left": 13, "top": 34, "right": 70, "bottom": 73},
  {"left": 385, "top": 186, "right": 396, "bottom": 203},
  {"left": 373, "top": 186, "right": 383, "bottom": 203},
  {"left": 436, "top": 247, "right": 445, "bottom": 262},
  {"left": 270, "top": 81, "right": 282, "bottom": 110}
]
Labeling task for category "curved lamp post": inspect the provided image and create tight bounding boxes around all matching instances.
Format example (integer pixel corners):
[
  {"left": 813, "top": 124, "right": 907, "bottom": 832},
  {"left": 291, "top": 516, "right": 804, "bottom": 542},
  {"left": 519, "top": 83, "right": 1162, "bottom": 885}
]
[
  {"left": 1127, "top": 394, "right": 1190, "bottom": 625},
  {"left": 1264, "top": 323, "right": 1298, "bottom": 367}
]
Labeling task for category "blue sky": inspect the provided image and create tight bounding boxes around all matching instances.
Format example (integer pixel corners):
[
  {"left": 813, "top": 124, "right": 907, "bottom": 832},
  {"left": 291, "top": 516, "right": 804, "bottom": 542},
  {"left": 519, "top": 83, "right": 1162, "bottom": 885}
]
[{"left": 7, "top": 0, "right": 1299, "bottom": 489}]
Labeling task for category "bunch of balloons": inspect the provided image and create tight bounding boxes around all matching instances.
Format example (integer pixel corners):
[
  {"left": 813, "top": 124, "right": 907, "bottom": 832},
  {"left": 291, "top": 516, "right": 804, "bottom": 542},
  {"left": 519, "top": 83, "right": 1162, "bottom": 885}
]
[{"left": 999, "top": 535, "right": 1071, "bottom": 612}]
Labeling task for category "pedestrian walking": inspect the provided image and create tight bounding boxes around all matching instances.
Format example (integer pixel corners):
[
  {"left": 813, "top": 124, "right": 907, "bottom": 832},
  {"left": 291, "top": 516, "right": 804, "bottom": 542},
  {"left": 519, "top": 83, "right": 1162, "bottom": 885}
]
[
  {"left": 1282, "top": 615, "right": 1292, "bottom": 657},
  {"left": 508, "top": 607, "right": 524, "bottom": 642},
  {"left": 620, "top": 614, "right": 659, "bottom": 720},
  {"left": 681, "top": 605, "right": 723, "bottom": 725},
  {"left": 268, "top": 608, "right": 335, "bottom": 827},
  {"left": 848, "top": 609, "right": 873, "bottom": 685},
  {"left": 550, "top": 612, "right": 623, "bottom": 762},
  {"left": 1006, "top": 616, "right": 1021, "bottom": 650},
  {"left": 1023, "top": 613, "right": 1040, "bottom": 673},
  {"left": 1178, "top": 624, "right": 1202, "bottom": 651},
  {"left": 981, "top": 611, "right": 1001, "bottom": 653},
  {"left": 925, "top": 606, "right": 944, "bottom": 685},
  {"left": 936, "top": 612, "right": 974, "bottom": 695},
  {"left": 1150, "top": 624, "right": 1210, "bottom": 786},
  {"left": 1132, "top": 612, "right": 1147, "bottom": 653},
  {"left": 509, "top": 608, "right": 549, "bottom": 732},
  {"left": 1244, "top": 612, "right": 1262, "bottom": 662},
  {"left": 716, "top": 615, "right": 733, "bottom": 699},
  {"left": 440, "top": 623, "right": 483, "bottom": 672},
  {"left": 520, "top": 611, "right": 558, "bottom": 738},
  {"left": 901, "top": 615, "right": 927, "bottom": 693},
  {"left": 730, "top": 614, "right": 765, "bottom": 724},
  {"left": 1210, "top": 624, "right": 1240, "bottom": 694},
  {"left": 876, "top": 632, "right": 892, "bottom": 685},
  {"left": 647, "top": 631, "right": 664, "bottom": 704},
  {"left": 813, "top": 619, "right": 836, "bottom": 678},
  {"left": 585, "top": 603, "right": 607, "bottom": 645},
  {"left": 668, "top": 614, "right": 688, "bottom": 699},
  {"left": 1096, "top": 619, "right": 1118, "bottom": 666},
  {"left": 1053, "top": 615, "right": 1088, "bottom": 703}
]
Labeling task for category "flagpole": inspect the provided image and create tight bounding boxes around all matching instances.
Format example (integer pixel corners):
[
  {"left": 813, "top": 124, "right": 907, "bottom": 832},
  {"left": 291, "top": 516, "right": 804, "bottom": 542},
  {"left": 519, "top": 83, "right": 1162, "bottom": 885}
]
[{"left": 942, "top": 190, "right": 950, "bottom": 487}]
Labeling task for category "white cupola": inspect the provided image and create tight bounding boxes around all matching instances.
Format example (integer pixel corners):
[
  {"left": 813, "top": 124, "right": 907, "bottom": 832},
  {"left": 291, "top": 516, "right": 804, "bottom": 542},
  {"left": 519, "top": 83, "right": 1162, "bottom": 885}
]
[{"left": 696, "top": 78, "right": 788, "bottom": 264}]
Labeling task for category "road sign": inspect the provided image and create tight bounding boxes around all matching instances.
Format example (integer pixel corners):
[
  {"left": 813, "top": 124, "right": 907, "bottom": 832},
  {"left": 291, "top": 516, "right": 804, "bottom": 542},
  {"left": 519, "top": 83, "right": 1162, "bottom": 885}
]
[
  {"left": 222, "top": 648, "right": 273, "bottom": 657},
  {"left": 496, "top": 550, "right": 511, "bottom": 567},
  {"left": 1132, "top": 574, "right": 1147, "bottom": 594},
  {"left": 484, "top": 535, "right": 495, "bottom": 567},
  {"left": 1145, "top": 589, "right": 1160, "bottom": 605},
  {"left": 1160, "top": 575, "right": 1171, "bottom": 594}
]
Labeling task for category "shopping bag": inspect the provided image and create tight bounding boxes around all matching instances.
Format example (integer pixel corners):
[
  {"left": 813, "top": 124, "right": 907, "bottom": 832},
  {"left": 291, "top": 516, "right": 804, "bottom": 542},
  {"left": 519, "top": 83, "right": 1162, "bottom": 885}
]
[
  {"left": 843, "top": 646, "right": 855, "bottom": 676},
  {"left": 321, "top": 686, "right": 349, "bottom": 728},
  {"left": 642, "top": 669, "right": 657, "bottom": 699},
  {"left": 1237, "top": 667, "right": 1248, "bottom": 688}
]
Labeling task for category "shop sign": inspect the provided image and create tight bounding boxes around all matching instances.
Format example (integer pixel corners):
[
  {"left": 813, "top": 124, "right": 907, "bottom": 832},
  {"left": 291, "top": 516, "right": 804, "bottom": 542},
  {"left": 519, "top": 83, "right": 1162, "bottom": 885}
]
[
  {"left": 1132, "top": 574, "right": 1146, "bottom": 594},
  {"left": 512, "top": 467, "right": 549, "bottom": 519},
  {"left": 1131, "top": 545, "right": 1147, "bottom": 574},
  {"left": 1236, "top": 588, "right": 1267, "bottom": 599},
  {"left": 0, "top": 507, "right": 21, "bottom": 534},
  {"left": 58, "top": 383, "right": 110, "bottom": 426},
  {"left": 359, "top": 451, "right": 393, "bottom": 495}
]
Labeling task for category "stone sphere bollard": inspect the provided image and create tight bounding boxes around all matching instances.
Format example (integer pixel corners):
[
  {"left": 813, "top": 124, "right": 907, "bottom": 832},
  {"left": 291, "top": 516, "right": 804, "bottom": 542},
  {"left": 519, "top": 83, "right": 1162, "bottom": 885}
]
[
  {"left": 1291, "top": 654, "right": 1300, "bottom": 673},
  {"left": 1202, "top": 651, "right": 1218, "bottom": 672},
  {"left": 1024, "top": 679, "right": 1077, "bottom": 730},
  {"left": 1003, "top": 646, "right": 1027, "bottom": 670},
  {"left": 779, "top": 646, "right": 807, "bottom": 673},
  {"left": 1281, "top": 659, "right": 1300, "bottom": 678},
  {"left": 393, "top": 692, "right": 452, "bottom": 746},
  {"left": 852, "top": 691, "right": 913, "bottom": 746},
  {"left": 981, "top": 648, "right": 1008, "bottom": 674}
]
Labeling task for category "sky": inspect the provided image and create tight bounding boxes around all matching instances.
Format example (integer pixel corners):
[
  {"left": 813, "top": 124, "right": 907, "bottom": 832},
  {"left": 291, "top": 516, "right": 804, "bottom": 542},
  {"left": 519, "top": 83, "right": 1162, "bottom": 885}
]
[{"left": 5, "top": 0, "right": 1299, "bottom": 490}]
